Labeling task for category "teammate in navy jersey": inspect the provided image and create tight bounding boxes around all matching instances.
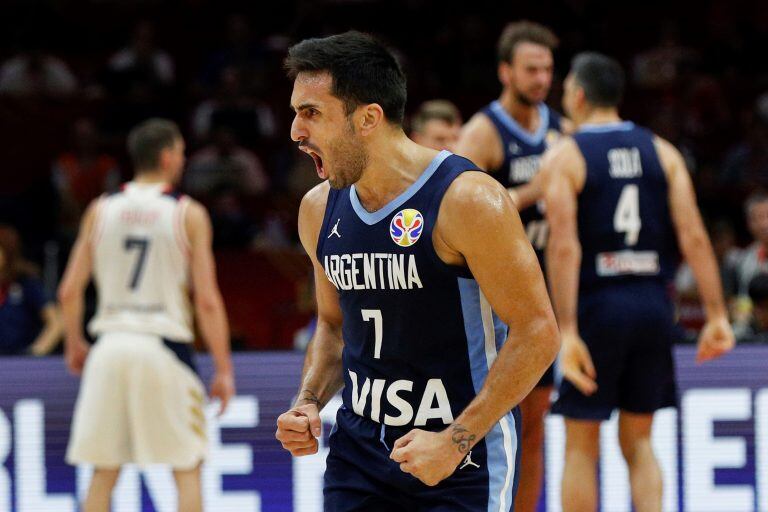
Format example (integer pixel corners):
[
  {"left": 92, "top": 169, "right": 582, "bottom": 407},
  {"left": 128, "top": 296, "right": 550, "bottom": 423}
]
[
  {"left": 455, "top": 21, "right": 569, "bottom": 512},
  {"left": 537, "top": 53, "right": 734, "bottom": 512},
  {"left": 274, "top": 31, "right": 560, "bottom": 511}
]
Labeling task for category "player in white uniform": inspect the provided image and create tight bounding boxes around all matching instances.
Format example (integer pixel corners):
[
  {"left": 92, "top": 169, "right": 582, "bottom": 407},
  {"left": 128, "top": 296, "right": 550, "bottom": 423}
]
[{"left": 58, "top": 119, "right": 235, "bottom": 512}]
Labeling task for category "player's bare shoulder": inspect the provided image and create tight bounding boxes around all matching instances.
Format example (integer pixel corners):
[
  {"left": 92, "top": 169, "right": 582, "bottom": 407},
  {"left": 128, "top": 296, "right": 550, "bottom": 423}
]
[
  {"left": 298, "top": 181, "right": 332, "bottom": 254},
  {"left": 435, "top": 171, "right": 518, "bottom": 254},
  {"left": 652, "top": 135, "right": 686, "bottom": 179},
  {"left": 540, "top": 136, "right": 585, "bottom": 187},
  {"left": 455, "top": 112, "right": 503, "bottom": 171}
]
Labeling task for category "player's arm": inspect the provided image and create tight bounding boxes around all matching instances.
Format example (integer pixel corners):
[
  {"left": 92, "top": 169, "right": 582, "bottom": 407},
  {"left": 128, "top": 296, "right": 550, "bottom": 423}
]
[
  {"left": 542, "top": 139, "right": 583, "bottom": 337},
  {"left": 185, "top": 199, "right": 235, "bottom": 414},
  {"left": 656, "top": 136, "right": 735, "bottom": 362},
  {"left": 29, "top": 304, "right": 63, "bottom": 355},
  {"left": 276, "top": 181, "right": 345, "bottom": 457},
  {"left": 57, "top": 199, "right": 98, "bottom": 375},
  {"left": 392, "top": 172, "right": 560, "bottom": 485},
  {"left": 454, "top": 113, "right": 503, "bottom": 172},
  {"left": 510, "top": 169, "right": 544, "bottom": 211},
  {"left": 507, "top": 118, "right": 576, "bottom": 211},
  {"left": 541, "top": 140, "right": 597, "bottom": 395}
]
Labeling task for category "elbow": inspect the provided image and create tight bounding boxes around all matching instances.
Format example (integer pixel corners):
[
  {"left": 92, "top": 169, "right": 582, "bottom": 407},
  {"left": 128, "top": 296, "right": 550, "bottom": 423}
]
[
  {"left": 57, "top": 284, "right": 75, "bottom": 306},
  {"left": 543, "top": 320, "right": 561, "bottom": 365},
  {"left": 679, "top": 228, "right": 709, "bottom": 255},
  {"left": 546, "top": 237, "right": 580, "bottom": 263},
  {"left": 195, "top": 292, "right": 223, "bottom": 316}
]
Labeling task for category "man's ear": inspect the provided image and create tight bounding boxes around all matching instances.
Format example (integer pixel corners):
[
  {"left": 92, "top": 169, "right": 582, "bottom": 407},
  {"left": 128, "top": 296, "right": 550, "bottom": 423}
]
[
  {"left": 358, "top": 103, "right": 385, "bottom": 136},
  {"left": 498, "top": 61, "right": 511, "bottom": 87}
]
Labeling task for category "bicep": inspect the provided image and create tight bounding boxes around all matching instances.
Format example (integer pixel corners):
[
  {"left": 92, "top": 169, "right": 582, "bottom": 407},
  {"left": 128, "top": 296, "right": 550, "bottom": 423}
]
[
  {"left": 443, "top": 177, "right": 551, "bottom": 327},
  {"left": 312, "top": 259, "right": 343, "bottom": 328},
  {"left": 186, "top": 204, "right": 222, "bottom": 298},
  {"left": 59, "top": 204, "right": 97, "bottom": 294},
  {"left": 665, "top": 153, "right": 702, "bottom": 234},
  {"left": 544, "top": 169, "right": 579, "bottom": 242}
]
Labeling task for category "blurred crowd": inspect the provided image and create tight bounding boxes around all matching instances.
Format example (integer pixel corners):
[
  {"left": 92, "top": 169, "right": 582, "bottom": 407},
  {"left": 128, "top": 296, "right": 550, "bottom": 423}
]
[{"left": 0, "top": 0, "right": 767, "bottom": 353}]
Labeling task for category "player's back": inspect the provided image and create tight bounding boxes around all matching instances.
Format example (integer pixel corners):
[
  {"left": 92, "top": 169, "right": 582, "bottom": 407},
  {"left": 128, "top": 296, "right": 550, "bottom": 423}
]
[
  {"left": 88, "top": 182, "right": 193, "bottom": 342},
  {"left": 572, "top": 121, "right": 679, "bottom": 295}
]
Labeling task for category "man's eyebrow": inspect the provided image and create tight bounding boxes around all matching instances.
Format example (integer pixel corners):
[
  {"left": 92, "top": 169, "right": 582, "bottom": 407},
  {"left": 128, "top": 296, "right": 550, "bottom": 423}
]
[{"left": 291, "top": 102, "right": 320, "bottom": 112}]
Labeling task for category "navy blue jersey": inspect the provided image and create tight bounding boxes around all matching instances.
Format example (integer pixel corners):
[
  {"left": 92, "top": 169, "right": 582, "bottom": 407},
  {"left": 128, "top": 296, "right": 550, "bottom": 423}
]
[
  {"left": 481, "top": 101, "right": 563, "bottom": 258},
  {"left": 317, "top": 151, "right": 514, "bottom": 433},
  {"left": 572, "top": 122, "right": 679, "bottom": 294}
]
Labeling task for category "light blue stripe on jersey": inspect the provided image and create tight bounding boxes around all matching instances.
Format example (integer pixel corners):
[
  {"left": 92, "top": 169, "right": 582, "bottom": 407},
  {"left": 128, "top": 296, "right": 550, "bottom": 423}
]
[
  {"left": 489, "top": 100, "right": 549, "bottom": 146},
  {"left": 458, "top": 278, "right": 517, "bottom": 512},
  {"left": 349, "top": 150, "right": 451, "bottom": 225},
  {"left": 578, "top": 120, "right": 635, "bottom": 133}
]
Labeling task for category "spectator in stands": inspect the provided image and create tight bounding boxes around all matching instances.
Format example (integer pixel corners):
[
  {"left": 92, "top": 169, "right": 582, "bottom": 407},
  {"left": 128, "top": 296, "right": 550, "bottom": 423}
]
[
  {"left": 184, "top": 126, "right": 269, "bottom": 199},
  {"left": 191, "top": 65, "right": 275, "bottom": 145},
  {"left": 107, "top": 20, "right": 175, "bottom": 88},
  {"left": 101, "top": 21, "right": 177, "bottom": 133},
  {"left": 631, "top": 20, "right": 698, "bottom": 90},
  {"left": 736, "top": 273, "right": 768, "bottom": 343},
  {"left": 730, "top": 193, "right": 768, "bottom": 330},
  {"left": 0, "top": 49, "right": 78, "bottom": 97},
  {"left": 720, "top": 92, "right": 768, "bottom": 197},
  {"left": 734, "top": 192, "right": 768, "bottom": 296},
  {"left": 52, "top": 118, "right": 120, "bottom": 236},
  {"left": 0, "top": 225, "right": 61, "bottom": 355},
  {"left": 409, "top": 99, "right": 462, "bottom": 151},
  {"left": 201, "top": 14, "right": 269, "bottom": 92}
]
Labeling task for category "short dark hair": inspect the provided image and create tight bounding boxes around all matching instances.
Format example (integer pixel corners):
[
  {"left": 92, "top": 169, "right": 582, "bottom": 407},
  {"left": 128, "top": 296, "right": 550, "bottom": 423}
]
[
  {"left": 285, "top": 31, "right": 407, "bottom": 125},
  {"left": 749, "top": 273, "right": 768, "bottom": 304},
  {"left": 571, "top": 52, "right": 625, "bottom": 107},
  {"left": 410, "top": 100, "right": 461, "bottom": 134},
  {"left": 127, "top": 118, "right": 182, "bottom": 172},
  {"left": 497, "top": 21, "right": 559, "bottom": 64}
]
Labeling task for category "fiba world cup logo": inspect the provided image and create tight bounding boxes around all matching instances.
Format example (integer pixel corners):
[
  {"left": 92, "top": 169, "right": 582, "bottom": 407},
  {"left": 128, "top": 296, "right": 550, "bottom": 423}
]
[{"left": 390, "top": 209, "right": 424, "bottom": 247}]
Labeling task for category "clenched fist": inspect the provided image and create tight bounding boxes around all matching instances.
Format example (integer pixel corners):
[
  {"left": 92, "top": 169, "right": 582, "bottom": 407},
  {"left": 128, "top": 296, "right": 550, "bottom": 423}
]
[{"left": 276, "top": 404, "right": 322, "bottom": 457}]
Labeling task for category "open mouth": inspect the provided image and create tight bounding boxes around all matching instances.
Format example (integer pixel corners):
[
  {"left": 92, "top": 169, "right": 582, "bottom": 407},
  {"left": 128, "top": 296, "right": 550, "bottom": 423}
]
[{"left": 305, "top": 149, "right": 326, "bottom": 180}]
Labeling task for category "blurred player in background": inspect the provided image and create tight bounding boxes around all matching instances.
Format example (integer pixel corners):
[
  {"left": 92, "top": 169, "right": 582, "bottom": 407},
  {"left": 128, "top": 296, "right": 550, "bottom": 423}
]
[
  {"left": 275, "top": 31, "right": 559, "bottom": 511},
  {"left": 539, "top": 53, "right": 734, "bottom": 512},
  {"left": 58, "top": 119, "right": 235, "bottom": 512},
  {"left": 409, "top": 99, "right": 462, "bottom": 151},
  {"left": 455, "top": 20, "right": 566, "bottom": 512}
]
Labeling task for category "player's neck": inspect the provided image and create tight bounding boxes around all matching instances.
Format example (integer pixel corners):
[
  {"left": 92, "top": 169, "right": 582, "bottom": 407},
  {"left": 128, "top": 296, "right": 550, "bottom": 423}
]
[
  {"left": 580, "top": 109, "right": 621, "bottom": 127},
  {"left": 353, "top": 133, "right": 439, "bottom": 213},
  {"left": 133, "top": 171, "right": 170, "bottom": 186},
  {"left": 499, "top": 91, "right": 539, "bottom": 132}
]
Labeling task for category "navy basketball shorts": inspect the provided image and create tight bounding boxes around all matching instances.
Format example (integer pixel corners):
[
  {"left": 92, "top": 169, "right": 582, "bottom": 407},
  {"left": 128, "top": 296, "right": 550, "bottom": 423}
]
[
  {"left": 551, "top": 282, "right": 678, "bottom": 421},
  {"left": 324, "top": 406, "right": 522, "bottom": 512}
]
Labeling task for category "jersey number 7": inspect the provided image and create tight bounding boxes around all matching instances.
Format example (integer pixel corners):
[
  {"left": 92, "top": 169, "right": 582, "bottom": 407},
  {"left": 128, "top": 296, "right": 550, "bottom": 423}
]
[{"left": 124, "top": 237, "right": 151, "bottom": 290}]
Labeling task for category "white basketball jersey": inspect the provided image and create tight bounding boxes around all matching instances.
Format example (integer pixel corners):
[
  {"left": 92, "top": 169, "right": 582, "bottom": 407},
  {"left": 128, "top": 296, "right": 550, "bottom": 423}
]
[{"left": 88, "top": 182, "right": 194, "bottom": 342}]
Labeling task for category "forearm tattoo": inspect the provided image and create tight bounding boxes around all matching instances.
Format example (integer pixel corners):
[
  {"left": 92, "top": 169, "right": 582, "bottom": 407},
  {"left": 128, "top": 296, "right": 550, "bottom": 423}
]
[
  {"left": 450, "top": 424, "right": 476, "bottom": 454},
  {"left": 297, "top": 389, "right": 322, "bottom": 408}
]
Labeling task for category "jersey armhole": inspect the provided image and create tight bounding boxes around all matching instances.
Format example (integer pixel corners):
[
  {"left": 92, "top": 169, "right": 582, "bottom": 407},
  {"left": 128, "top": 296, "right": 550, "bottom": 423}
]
[
  {"left": 479, "top": 110, "right": 506, "bottom": 172},
  {"left": 315, "top": 187, "right": 339, "bottom": 262}
]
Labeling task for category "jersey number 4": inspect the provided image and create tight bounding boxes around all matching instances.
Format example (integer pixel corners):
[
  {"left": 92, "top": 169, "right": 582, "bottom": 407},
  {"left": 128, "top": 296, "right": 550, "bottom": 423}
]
[
  {"left": 124, "top": 237, "right": 151, "bottom": 290},
  {"left": 614, "top": 184, "right": 641, "bottom": 246}
]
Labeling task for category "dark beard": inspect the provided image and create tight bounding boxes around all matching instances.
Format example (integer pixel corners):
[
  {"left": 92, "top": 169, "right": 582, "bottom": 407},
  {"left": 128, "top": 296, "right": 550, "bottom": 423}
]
[
  {"left": 514, "top": 90, "right": 537, "bottom": 107},
  {"left": 328, "top": 131, "right": 369, "bottom": 190}
]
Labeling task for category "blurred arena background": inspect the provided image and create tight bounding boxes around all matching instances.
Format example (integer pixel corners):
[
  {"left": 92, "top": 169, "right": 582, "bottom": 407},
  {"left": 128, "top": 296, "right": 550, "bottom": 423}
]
[{"left": 0, "top": 0, "right": 767, "bottom": 510}]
